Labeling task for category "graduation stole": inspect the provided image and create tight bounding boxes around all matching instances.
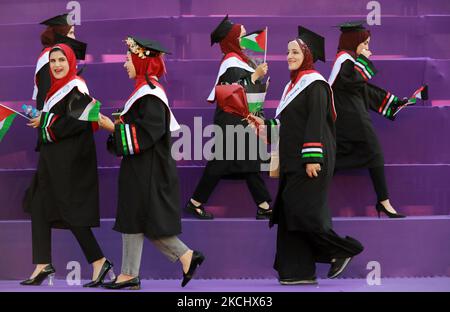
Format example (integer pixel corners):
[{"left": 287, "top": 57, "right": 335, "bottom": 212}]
[
  {"left": 275, "top": 70, "right": 336, "bottom": 120},
  {"left": 43, "top": 78, "right": 90, "bottom": 112},
  {"left": 327, "top": 51, "right": 355, "bottom": 86},
  {"left": 121, "top": 82, "right": 181, "bottom": 132},
  {"left": 207, "top": 52, "right": 255, "bottom": 102},
  {"left": 32, "top": 48, "right": 51, "bottom": 100}
]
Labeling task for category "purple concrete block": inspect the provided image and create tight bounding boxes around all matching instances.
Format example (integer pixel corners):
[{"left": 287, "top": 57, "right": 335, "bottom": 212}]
[
  {"left": 1, "top": 15, "right": 450, "bottom": 66},
  {"left": 0, "top": 164, "right": 449, "bottom": 220},
  {"left": 0, "top": 217, "right": 449, "bottom": 280},
  {"left": 0, "top": 0, "right": 181, "bottom": 25}
]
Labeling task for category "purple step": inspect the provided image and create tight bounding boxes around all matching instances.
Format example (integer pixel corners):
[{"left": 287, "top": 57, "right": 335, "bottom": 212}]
[
  {"left": 2, "top": 0, "right": 450, "bottom": 25},
  {"left": 1, "top": 15, "right": 450, "bottom": 66},
  {"left": 0, "top": 164, "right": 449, "bottom": 220},
  {"left": 0, "top": 107, "right": 448, "bottom": 170},
  {"left": 0, "top": 59, "right": 442, "bottom": 103},
  {"left": 2, "top": 277, "right": 450, "bottom": 292},
  {"left": 0, "top": 217, "right": 449, "bottom": 280}
]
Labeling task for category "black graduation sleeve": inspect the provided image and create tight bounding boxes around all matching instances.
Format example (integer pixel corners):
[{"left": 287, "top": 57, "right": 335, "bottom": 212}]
[
  {"left": 39, "top": 111, "right": 90, "bottom": 144},
  {"left": 300, "top": 82, "right": 330, "bottom": 166},
  {"left": 218, "top": 67, "right": 253, "bottom": 85},
  {"left": 366, "top": 83, "right": 403, "bottom": 120},
  {"left": 113, "top": 96, "right": 167, "bottom": 157},
  {"left": 35, "top": 64, "right": 51, "bottom": 111}
]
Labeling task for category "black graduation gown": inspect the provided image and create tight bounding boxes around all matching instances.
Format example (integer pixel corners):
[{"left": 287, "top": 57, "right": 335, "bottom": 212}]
[
  {"left": 270, "top": 81, "right": 364, "bottom": 279},
  {"left": 204, "top": 66, "right": 266, "bottom": 177},
  {"left": 23, "top": 88, "right": 100, "bottom": 229},
  {"left": 35, "top": 63, "right": 51, "bottom": 111},
  {"left": 271, "top": 81, "right": 335, "bottom": 233},
  {"left": 332, "top": 55, "right": 401, "bottom": 169},
  {"left": 110, "top": 95, "right": 182, "bottom": 239}
]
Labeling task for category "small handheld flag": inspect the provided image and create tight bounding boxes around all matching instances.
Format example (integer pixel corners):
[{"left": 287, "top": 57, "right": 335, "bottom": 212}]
[
  {"left": 240, "top": 28, "right": 267, "bottom": 53},
  {"left": 393, "top": 85, "right": 429, "bottom": 117},
  {"left": 0, "top": 104, "right": 18, "bottom": 142}
]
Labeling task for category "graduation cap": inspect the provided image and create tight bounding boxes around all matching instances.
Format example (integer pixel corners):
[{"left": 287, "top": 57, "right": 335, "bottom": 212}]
[
  {"left": 210, "top": 15, "right": 234, "bottom": 46},
  {"left": 297, "top": 26, "right": 325, "bottom": 63},
  {"left": 336, "top": 20, "right": 367, "bottom": 33},
  {"left": 125, "top": 36, "right": 170, "bottom": 58},
  {"left": 40, "top": 13, "right": 71, "bottom": 26},
  {"left": 54, "top": 32, "right": 87, "bottom": 60}
]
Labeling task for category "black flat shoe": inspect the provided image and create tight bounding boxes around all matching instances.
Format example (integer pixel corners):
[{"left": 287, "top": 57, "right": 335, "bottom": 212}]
[
  {"left": 376, "top": 203, "right": 406, "bottom": 218},
  {"left": 20, "top": 264, "right": 56, "bottom": 286},
  {"left": 181, "top": 251, "right": 205, "bottom": 287},
  {"left": 279, "top": 278, "right": 318, "bottom": 285},
  {"left": 185, "top": 201, "right": 214, "bottom": 220},
  {"left": 83, "top": 259, "right": 115, "bottom": 288},
  {"left": 256, "top": 207, "right": 272, "bottom": 220},
  {"left": 102, "top": 276, "right": 140, "bottom": 290},
  {"left": 327, "top": 257, "right": 352, "bottom": 279}
]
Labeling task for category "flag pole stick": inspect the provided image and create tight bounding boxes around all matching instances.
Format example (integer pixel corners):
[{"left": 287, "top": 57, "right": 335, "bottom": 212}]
[
  {"left": 0, "top": 103, "right": 31, "bottom": 120},
  {"left": 263, "top": 26, "right": 268, "bottom": 63}
]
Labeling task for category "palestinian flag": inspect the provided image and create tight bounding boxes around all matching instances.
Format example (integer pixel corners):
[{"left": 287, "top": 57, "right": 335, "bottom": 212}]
[
  {"left": 409, "top": 85, "right": 429, "bottom": 104},
  {"left": 68, "top": 93, "right": 101, "bottom": 122},
  {"left": 0, "top": 104, "right": 17, "bottom": 142},
  {"left": 79, "top": 98, "right": 101, "bottom": 121},
  {"left": 245, "top": 82, "right": 267, "bottom": 113},
  {"left": 240, "top": 29, "right": 267, "bottom": 53}
]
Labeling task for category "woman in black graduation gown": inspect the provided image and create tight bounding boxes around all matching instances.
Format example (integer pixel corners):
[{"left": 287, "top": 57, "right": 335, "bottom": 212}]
[
  {"left": 329, "top": 21, "right": 410, "bottom": 218},
  {"left": 98, "top": 37, "right": 204, "bottom": 289},
  {"left": 251, "top": 27, "right": 364, "bottom": 284},
  {"left": 186, "top": 15, "right": 272, "bottom": 220},
  {"left": 33, "top": 13, "right": 76, "bottom": 111},
  {"left": 23, "top": 43, "right": 114, "bottom": 287}
]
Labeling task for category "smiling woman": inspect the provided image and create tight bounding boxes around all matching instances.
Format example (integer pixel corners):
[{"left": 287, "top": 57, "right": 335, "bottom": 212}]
[{"left": 49, "top": 49, "right": 69, "bottom": 79}]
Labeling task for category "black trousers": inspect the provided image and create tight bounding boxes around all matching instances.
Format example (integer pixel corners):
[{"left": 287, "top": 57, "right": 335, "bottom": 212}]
[
  {"left": 369, "top": 166, "right": 389, "bottom": 201},
  {"left": 192, "top": 171, "right": 271, "bottom": 205},
  {"left": 274, "top": 209, "right": 363, "bottom": 280},
  {"left": 31, "top": 210, "right": 104, "bottom": 264}
]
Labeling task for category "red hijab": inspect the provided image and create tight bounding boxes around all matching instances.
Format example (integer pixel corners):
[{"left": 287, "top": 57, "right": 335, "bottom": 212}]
[
  {"left": 219, "top": 24, "right": 250, "bottom": 63},
  {"left": 46, "top": 43, "right": 80, "bottom": 101},
  {"left": 288, "top": 39, "right": 315, "bottom": 90},
  {"left": 130, "top": 52, "right": 166, "bottom": 93}
]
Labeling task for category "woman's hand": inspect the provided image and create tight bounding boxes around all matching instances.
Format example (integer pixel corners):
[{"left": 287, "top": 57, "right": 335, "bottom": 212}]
[
  {"left": 251, "top": 62, "right": 268, "bottom": 83},
  {"left": 248, "top": 114, "right": 264, "bottom": 129},
  {"left": 306, "top": 163, "right": 321, "bottom": 178},
  {"left": 360, "top": 48, "right": 372, "bottom": 59},
  {"left": 26, "top": 116, "right": 41, "bottom": 128},
  {"left": 98, "top": 113, "right": 115, "bottom": 133}
]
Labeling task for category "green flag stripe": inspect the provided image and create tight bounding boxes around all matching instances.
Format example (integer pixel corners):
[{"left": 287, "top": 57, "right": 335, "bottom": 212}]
[
  {"left": 0, "top": 113, "right": 17, "bottom": 141},
  {"left": 240, "top": 37, "right": 265, "bottom": 52},
  {"left": 87, "top": 101, "right": 101, "bottom": 121},
  {"left": 248, "top": 102, "right": 263, "bottom": 113}
]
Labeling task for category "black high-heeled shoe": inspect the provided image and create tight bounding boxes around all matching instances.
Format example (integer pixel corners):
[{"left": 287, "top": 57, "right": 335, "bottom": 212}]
[
  {"left": 83, "top": 259, "right": 115, "bottom": 288},
  {"left": 102, "top": 276, "right": 141, "bottom": 290},
  {"left": 185, "top": 201, "right": 214, "bottom": 220},
  {"left": 20, "top": 264, "right": 56, "bottom": 286},
  {"left": 256, "top": 207, "right": 272, "bottom": 220},
  {"left": 376, "top": 203, "right": 406, "bottom": 218},
  {"left": 181, "top": 250, "right": 205, "bottom": 287}
]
